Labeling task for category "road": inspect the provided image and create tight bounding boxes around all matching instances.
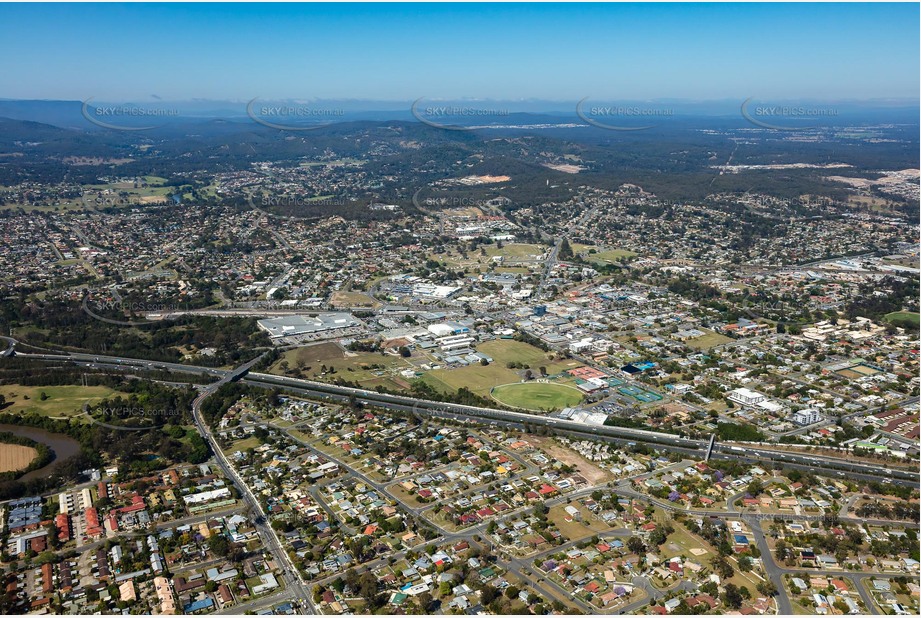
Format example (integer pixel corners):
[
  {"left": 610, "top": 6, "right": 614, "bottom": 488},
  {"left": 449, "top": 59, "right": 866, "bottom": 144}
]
[
  {"left": 242, "top": 370, "right": 920, "bottom": 486},
  {"left": 5, "top": 340, "right": 919, "bottom": 614},
  {"left": 11, "top": 343, "right": 917, "bottom": 486},
  {"left": 187, "top": 353, "right": 316, "bottom": 614}
]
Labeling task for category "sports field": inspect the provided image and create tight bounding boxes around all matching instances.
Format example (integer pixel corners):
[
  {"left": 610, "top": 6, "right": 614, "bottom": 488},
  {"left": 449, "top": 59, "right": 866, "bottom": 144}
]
[
  {"left": 885, "top": 311, "right": 920, "bottom": 327},
  {"left": 476, "top": 339, "right": 578, "bottom": 375},
  {"left": 422, "top": 363, "right": 522, "bottom": 397},
  {"left": 421, "top": 339, "right": 580, "bottom": 397},
  {"left": 438, "top": 243, "right": 548, "bottom": 270},
  {"left": 491, "top": 382, "right": 583, "bottom": 411},
  {"left": 329, "top": 291, "right": 380, "bottom": 308}
]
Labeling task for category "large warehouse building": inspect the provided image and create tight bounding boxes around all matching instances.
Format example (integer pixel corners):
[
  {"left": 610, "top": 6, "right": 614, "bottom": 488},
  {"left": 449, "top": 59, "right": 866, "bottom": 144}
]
[{"left": 256, "top": 313, "right": 360, "bottom": 338}]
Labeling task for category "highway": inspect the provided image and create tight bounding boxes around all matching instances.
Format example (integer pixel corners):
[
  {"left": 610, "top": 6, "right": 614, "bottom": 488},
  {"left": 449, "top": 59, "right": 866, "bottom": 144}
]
[
  {"left": 241, "top": 371, "right": 920, "bottom": 486},
  {"left": 10, "top": 344, "right": 918, "bottom": 487}
]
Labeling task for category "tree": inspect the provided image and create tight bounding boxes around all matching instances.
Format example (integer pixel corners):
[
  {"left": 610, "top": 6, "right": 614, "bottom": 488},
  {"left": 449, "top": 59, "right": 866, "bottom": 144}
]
[
  {"left": 627, "top": 537, "right": 646, "bottom": 555},
  {"left": 774, "top": 539, "right": 788, "bottom": 562},
  {"left": 418, "top": 591, "right": 433, "bottom": 611},
  {"left": 480, "top": 585, "right": 499, "bottom": 605},
  {"left": 208, "top": 535, "right": 230, "bottom": 557},
  {"left": 344, "top": 568, "right": 360, "bottom": 592},
  {"left": 358, "top": 571, "right": 378, "bottom": 604},
  {"left": 757, "top": 580, "right": 777, "bottom": 597},
  {"left": 710, "top": 555, "right": 734, "bottom": 579},
  {"left": 559, "top": 238, "right": 574, "bottom": 260},
  {"left": 723, "top": 583, "right": 743, "bottom": 609},
  {"left": 738, "top": 556, "right": 753, "bottom": 572}
]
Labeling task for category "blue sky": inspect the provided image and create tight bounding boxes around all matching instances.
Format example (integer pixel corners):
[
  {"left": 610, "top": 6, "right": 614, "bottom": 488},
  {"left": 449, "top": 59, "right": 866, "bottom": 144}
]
[{"left": 1, "top": 3, "right": 918, "bottom": 102}]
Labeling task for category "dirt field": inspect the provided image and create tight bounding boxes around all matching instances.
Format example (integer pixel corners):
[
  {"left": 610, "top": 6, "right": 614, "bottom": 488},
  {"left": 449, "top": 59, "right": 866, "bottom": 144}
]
[
  {"left": 0, "top": 444, "right": 38, "bottom": 473},
  {"left": 329, "top": 291, "right": 380, "bottom": 307},
  {"left": 528, "top": 436, "right": 612, "bottom": 485}
]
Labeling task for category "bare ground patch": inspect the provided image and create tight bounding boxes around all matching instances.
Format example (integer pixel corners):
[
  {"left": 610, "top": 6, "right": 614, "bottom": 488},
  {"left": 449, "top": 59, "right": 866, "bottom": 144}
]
[
  {"left": 0, "top": 444, "right": 38, "bottom": 473},
  {"left": 528, "top": 435, "right": 613, "bottom": 485}
]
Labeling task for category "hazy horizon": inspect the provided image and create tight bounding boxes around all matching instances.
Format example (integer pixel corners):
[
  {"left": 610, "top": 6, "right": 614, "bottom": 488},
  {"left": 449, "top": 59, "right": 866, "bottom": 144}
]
[{"left": 1, "top": 3, "right": 918, "bottom": 101}]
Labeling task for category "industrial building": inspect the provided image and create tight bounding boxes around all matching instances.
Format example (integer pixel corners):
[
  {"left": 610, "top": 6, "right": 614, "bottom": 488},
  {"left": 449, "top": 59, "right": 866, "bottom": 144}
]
[{"left": 256, "top": 313, "right": 361, "bottom": 338}]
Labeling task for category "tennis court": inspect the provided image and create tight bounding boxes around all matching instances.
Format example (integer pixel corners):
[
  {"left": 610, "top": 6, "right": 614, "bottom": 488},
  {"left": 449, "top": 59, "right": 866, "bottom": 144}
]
[{"left": 618, "top": 384, "right": 663, "bottom": 403}]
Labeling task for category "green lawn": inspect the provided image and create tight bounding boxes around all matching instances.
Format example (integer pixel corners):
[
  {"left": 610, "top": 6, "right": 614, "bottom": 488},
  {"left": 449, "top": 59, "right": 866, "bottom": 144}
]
[
  {"left": 421, "top": 340, "right": 581, "bottom": 397},
  {"left": 684, "top": 330, "right": 734, "bottom": 350},
  {"left": 422, "top": 364, "right": 522, "bottom": 397},
  {"left": 270, "top": 342, "right": 411, "bottom": 385},
  {"left": 585, "top": 248, "right": 638, "bottom": 264},
  {"left": 224, "top": 436, "right": 262, "bottom": 454},
  {"left": 884, "top": 311, "right": 920, "bottom": 327},
  {"left": 0, "top": 385, "right": 130, "bottom": 419},
  {"left": 491, "top": 382, "right": 583, "bottom": 411},
  {"left": 484, "top": 243, "right": 546, "bottom": 259},
  {"left": 477, "top": 339, "right": 572, "bottom": 372}
]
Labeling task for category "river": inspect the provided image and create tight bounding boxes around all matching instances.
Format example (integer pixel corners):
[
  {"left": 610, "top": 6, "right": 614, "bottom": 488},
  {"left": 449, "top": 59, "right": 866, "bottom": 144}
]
[{"left": 0, "top": 424, "right": 82, "bottom": 481}]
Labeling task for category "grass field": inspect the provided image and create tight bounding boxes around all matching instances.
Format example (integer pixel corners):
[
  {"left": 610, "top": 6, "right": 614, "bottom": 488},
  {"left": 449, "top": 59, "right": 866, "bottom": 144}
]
[
  {"left": 884, "top": 311, "right": 920, "bottom": 327},
  {"left": 477, "top": 340, "right": 576, "bottom": 374},
  {"left": 224, "top": 436, "right": 262, "bottom": 454},
  {"left": 584, "top": 248, "right": 638, "bottom": 264},
  {"left": 270, "top": 342, "right": 411, "bottom": 385},
  {"left": 0, "top": 385, "right": 130, "bottom": 419},
  {"left": 438, "top": 243, "right": 548, "bottom": 270},
  {"left": 528, "top": 436, "right": 613, "bottom": 484},
  {"left": 485, "top": 243, "right": 546, "bottom": 259},
  {"left": 547, "top": 504, "right": 611, "bottom": 541},
  {"left": 491, "top": 382, "right": 583, "bottom": 411},
  {"left": 0, "top": 444, "right": 38, "bottom": 473},
  {"left": 684, "top": 330, "right": 734, "bottom": 350},
  {"left": 661, "top": 526, "right": 710, "bottom": 561},
  {"left": 422, "top": 363, "right": 523, "bottom": 397},
  {"left": 421, "top": 339, "right": 578, "bottom": 397},
  {"left": 329, "top": 291, "right": 380, "bottom": 308}
]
